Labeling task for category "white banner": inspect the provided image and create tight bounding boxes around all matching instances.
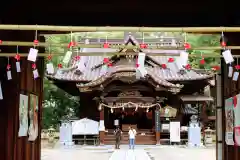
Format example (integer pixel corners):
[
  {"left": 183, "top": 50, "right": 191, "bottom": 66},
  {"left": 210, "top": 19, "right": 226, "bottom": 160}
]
[
  {"left": 18, "top": 94, "right": 29, "bottom": 137},
  {"left": 170, "top": 122, "right": 180, "bottom": 142}
]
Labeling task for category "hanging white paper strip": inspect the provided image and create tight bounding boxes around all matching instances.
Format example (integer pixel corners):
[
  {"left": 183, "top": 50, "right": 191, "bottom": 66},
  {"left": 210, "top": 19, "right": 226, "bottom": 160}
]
[
  {"left": 33, "top": 69, "right": 39, "bottom": 79},
  {"left": 137, "top": 52, "right": 146, "bottom": 67},
  {"left": 46, "top": 63, "right": 54, "bottom": 74},
  {"left": 7, "top": 70, "right": 12, "bottom": 80},
  {"left": 16, "top": 62, "right": 21, "bottom": 72},
  {"left": 179, "top": 51, "right": 189, "bottom": 67},
  {"left": 233, "top": 72, "right": 239, "bottom": 81},
  {"left": 77, "top": 56, "right": 87, "bottom": 72},
  {"left": 228, "top": 66, "right": 233, "bottom": 77},
  {"left": 27, "top": 48, "right": 38, "bottom": 62},
  {"left": 136, "top": 68, "right": 141, "bottom": 79},
  {"left": 222, "top": 50, "right": 234, "bottom": 64},
  {"left": 138, "top": 67, "right": 147, "bottom": 77},
  {"left": 63, "top": 51, "right": 73, "bottom": 64},
  {"left": 100, "top": 65, "right": 108, "bottom": 76},
  {"left": 0, "top": 81, "right": 3, "bottom": 100}
]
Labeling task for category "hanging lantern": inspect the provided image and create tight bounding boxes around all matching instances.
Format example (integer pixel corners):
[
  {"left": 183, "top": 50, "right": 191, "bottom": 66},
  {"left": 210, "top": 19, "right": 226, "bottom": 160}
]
[
  {"left": 111, "top": 108, "right": 114, "bottom": 113},
  {"left": 122, "top": 107, "right": 125, "bottom": 111}
]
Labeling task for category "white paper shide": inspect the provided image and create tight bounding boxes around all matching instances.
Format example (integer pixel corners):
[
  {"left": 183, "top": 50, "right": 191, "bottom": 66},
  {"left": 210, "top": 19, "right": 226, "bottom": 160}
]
[{"left": 28, "top": 48, "right": 38, "bottom": 62}]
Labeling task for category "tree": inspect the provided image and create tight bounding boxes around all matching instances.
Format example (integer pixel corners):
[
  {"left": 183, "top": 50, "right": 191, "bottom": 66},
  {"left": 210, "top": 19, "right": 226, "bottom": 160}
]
[
  {"left": 42, "top": 34, "right": 80, "bottom": 129},
  {"left": 187, "top": 34, "right": 220, "bottom": 69}
]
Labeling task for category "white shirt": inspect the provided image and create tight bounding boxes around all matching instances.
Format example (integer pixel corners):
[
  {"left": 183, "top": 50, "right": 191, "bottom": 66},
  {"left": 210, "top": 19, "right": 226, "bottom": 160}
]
[{"left": 128, "top": 129, "right": 136, "bottom": 139}]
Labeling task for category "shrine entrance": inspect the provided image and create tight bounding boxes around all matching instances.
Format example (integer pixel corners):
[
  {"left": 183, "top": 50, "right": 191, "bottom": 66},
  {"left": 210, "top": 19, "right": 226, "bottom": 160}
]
[{"left": 105, "top": 104, "right": 154, "bottom": 130}]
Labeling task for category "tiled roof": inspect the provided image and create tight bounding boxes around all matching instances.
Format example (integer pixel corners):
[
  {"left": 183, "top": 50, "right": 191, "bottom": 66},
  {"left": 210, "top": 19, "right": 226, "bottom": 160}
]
[
  {"left": 46, "top": 34, "right": 214, "bottom": 87},
  {"left": 76, "top": 65, "right": 183, "bottom": 88},
  {"left": 46, "top": 49, "right": 213, "bottom": 82}
]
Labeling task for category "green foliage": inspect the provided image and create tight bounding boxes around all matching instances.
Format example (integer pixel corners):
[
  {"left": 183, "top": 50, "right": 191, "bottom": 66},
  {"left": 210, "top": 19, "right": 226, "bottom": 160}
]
[
  {"left": 187, "top": 34, "right": 220, "bottom": 69},
  {"left": 43, "top": 34, "right": 79, "bottom": 129}
]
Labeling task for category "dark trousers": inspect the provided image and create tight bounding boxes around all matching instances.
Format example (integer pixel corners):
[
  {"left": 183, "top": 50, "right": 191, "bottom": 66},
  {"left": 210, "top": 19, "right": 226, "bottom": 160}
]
[{"left": 115, "top": 138, "right": 121, "bottom": 149}]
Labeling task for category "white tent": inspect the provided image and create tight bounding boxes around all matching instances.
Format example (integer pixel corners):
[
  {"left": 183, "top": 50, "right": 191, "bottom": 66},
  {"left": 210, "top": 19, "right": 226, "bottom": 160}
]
[{"left": 72, "top": 118, "right": 99, "bottom": 135}]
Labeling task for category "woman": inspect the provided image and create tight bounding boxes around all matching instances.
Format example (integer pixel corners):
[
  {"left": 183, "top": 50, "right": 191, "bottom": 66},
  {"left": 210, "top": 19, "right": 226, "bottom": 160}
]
[{"left": 128, "top": 126, "right": 137, "bottom": 149}]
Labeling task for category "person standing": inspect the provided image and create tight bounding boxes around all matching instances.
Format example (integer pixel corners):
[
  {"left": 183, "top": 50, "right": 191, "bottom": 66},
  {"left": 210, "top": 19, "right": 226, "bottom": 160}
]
[
  {"left": 114, "top": 126, "right": 122, "bottom": 149},
  {"left": 128, "top": 126, "right": 137, "bottom": 149}
]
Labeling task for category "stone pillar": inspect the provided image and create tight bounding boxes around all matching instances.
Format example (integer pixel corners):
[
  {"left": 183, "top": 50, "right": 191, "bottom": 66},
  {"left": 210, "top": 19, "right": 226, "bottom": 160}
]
[
  {"left": 99, "top": 106, "right": 105, "bottom": 145},
  {"left": 155, "top": 106, "right": 161, "bottom": 145}
]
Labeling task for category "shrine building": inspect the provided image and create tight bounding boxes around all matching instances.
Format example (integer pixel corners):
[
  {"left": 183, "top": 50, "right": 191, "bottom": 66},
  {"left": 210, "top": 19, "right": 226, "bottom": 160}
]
[{"left": 46, "top": 32, "right": 215, "bottom": 145}]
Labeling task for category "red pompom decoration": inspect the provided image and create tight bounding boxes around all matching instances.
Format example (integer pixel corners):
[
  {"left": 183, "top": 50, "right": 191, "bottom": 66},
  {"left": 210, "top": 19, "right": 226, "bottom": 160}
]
[
  {"left": 103, "top": 43, "right": 109, "bottom": 48},
  {"left": 6, "top": 64, "right": 11, "bottom": 70},
  {"left": 136, "top": 63, "right": 139, "bottom": 68},
  {"left": 103, "top": 58, "right": 109, "bottom": 64},
  {"left": 185, "top": 64, "right": 191, "bottom": 70},
  {"left": 58, "top": 64, "right": 63, "bottom": 68},
  {"left": 221, "top": 41, "right": 226, "bottom": 47},
  {"left": 184, "top": 43, "right": 191, "bottom": 49},
  {"left": 33, "top": 40, "right": 39, "bottom": 45},
  {"left": 235, "top": 65, "right": 240, "bottom": 70},
  {"left": 68, "top": 41, "right": 76, "bottom": 48},
  {"left": 75, "top": 55, "right": 81, "bottom": 61},
  {"left": 47, "top": 55, "right": 52, "bottom": 61},
  {"left": 161, "top": 64, "right": 167, "bottom": 69},
  {"left": 32, "top": 63, "right": 36, "bottom": 69},
  {"left": 15, "top": 54, "right": 20, "bottom": 61},
  {"left": 140, "top": 43, "right": 147, "bottom": 49},
  {"left": 107, "top": 63, "right": 113, "bottom": 67},
  {"left": 212, "top": 65, "right": 220, "bottom": 71},
  {"left": 168, "top": 58, "right": 174, "bottom": 63},
  {"left": 200, "top": 58, "right": 205, "bottom": 65}
]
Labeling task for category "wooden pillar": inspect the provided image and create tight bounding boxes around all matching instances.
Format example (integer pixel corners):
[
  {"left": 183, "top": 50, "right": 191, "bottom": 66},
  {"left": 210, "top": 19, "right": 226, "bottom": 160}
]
[
  {"left": 155, "top": 106, "right": 161, "bottom": 145},
  {"left": 99, "top": 106, "right": 105, "bottom": 145},
  {"left": 221, "top": 33, "right": 240, "bottom": 160},
  {"left": 0, "top": 30, "right": 44, "bottom": 160}
]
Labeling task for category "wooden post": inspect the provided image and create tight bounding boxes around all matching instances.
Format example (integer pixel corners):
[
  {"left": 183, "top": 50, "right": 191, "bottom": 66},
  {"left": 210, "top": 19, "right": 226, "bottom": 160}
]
[{"left": 99, "top": 106, "right": 105, "bottom": 145}]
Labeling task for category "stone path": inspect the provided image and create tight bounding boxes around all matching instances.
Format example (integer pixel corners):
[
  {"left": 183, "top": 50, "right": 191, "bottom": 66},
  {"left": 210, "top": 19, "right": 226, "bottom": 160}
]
[{"left": 109, "top": 149, "right": 151, "bottom": 160}]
